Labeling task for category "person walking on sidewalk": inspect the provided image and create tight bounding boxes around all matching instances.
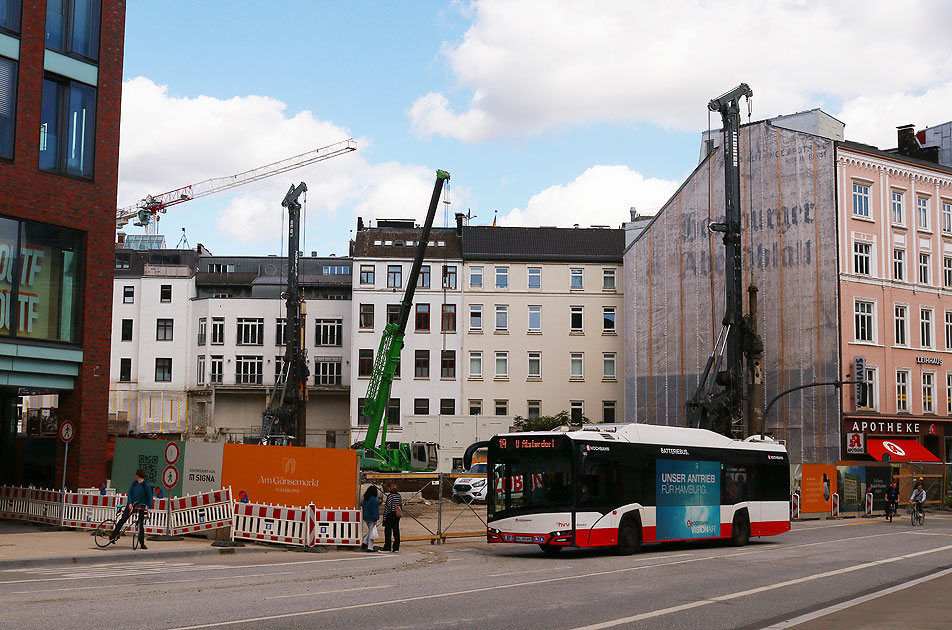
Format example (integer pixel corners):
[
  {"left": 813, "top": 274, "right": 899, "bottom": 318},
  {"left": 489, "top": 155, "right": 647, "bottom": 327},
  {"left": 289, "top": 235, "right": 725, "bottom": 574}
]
[
  {"left": 381, "top": 483, "right": 403, "bottom": 553},
  {"left": 361, "top": 485, "right": 380, "bottom": 552},
  {"left": 110, "top": 468, "right": 152, "bottom": 549}
]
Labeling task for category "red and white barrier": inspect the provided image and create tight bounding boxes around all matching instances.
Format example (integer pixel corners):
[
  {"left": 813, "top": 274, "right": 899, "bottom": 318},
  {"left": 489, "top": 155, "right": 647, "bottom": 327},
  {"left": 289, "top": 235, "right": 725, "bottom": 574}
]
[
  {"left": 831, "top": 492, "right": 840, "bottom": 518},
  {"left": 791, "top": 493, "right": 800, "bottom": 520},
  {"left": 865, "top": 492, "right": 873, "bottom": 517},
  {"left": 62, "top": 492, "right": 121, "bottom": 529},
  {"left": 0, "top": 486, "right": 31, "bottom": 520},
  {"left": 311, "top": 508, "right": 361, "bottom": 546},
  {"left": 168, "top": 488, "right": 233, "bottom": 535},
  {"left": 233, "top": 502, "right": 310, "bottom": 546}
]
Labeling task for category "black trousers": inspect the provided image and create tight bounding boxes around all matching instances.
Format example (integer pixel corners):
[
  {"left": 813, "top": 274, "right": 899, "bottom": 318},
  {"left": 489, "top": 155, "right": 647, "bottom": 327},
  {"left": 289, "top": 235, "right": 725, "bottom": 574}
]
[
  {"left": 383, "top": 515, "right": 400, "bottom": 551},
  {"left": 112, "top": 506, "right": 145, "bottom": 544}
]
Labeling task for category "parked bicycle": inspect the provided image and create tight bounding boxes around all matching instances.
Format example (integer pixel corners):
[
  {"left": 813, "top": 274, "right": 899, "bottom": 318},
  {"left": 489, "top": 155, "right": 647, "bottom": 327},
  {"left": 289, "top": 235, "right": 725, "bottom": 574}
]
[
  {"left": 93, "top": 502, "right": 148, "bottom": 549},
  {"left": 911, "top": 502, "right": 925, "bottom": 526}
]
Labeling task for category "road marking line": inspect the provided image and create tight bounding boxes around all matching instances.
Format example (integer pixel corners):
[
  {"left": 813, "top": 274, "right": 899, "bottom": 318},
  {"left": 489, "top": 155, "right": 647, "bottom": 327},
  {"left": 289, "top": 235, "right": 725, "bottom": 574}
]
[
  {"left": 759, "top": 567, "right": 952, "bottom": 629},
  {"left": 10, "top": 570, "right": 303, "bottom": 594},
  {"left": 566, "top": 543, "right": 952, "bottom": 630},
  {"left": 267, "top": 585, "right": 392, "bottom": 600},
  {"left": 165, "top": 542, "right": 952, "bottom": 630}
]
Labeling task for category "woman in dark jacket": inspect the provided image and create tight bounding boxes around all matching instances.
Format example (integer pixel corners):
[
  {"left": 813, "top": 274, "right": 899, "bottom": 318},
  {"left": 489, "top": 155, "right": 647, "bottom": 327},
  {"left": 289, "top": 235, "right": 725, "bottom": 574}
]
[{"left": 361, "top": 485, "right": 379, "bottom": 552}]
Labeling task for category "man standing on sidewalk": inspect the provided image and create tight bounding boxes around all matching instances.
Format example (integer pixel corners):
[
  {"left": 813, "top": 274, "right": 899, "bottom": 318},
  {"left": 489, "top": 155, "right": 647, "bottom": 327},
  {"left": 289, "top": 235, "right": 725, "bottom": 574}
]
[
  {"left": 110, "top": 468, "right": 153, "bottom": 549},
  {"left": 381, "top": 483, "right": 403, "bottom": 553}
]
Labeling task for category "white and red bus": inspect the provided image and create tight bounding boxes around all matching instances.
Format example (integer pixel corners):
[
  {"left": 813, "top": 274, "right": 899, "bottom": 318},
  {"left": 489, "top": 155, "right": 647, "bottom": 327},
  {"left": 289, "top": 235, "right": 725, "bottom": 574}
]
[{"left": 487, "top": 424, "right": 790, "bottom": 554}]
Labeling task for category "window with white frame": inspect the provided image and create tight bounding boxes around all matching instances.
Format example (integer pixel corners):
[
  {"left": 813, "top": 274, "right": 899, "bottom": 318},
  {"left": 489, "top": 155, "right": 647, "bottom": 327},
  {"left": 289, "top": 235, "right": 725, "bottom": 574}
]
[
  {"left": 570, "top": 352, "right": 584, "bottom": 380},
  {"left": 274, "top": 355, "right": 285, "bottom": 382},
  {"left": 211, "top": 318, "right": 224, "bottom": 344},
  {"left": 859, "top": 367, "right": 876, "bottom": 410},
  {"left": 495, "top": 351, "right": 509, "bottom": 379},
  {"left": 236, "top": 356, "right": 263, "bottom": 385},
  {"left": 470, "top": 266, "right": 483, "bottom": 288},
  {"left": 893, "top": 248, "right": 905, "bottom": 282},
  {"left": 895, "top": 304, "right": 908, "bottom": 346},
  {"left": 947, "top": 373, "right": 952, "bottom": 414},
  {"left": 495, "top": 399, "right": 509, "bottom": 416},
  {"left": 603, "top": 306, "right": 616, "bottom": 333},
  {"left": 469, "top": 351, "right": 483, "bottom": 379},
  {"left": 495, "top": 304, "right": 508, "bottom": 331},
  {"left": 528, "top": 267, "right": 542, "bottom": 289},
  {"left": 359, "top": 264, "right": 375, "bottom": 285},
  {"left": 196, "top": 355, "right": 205, "bottom": 385},
  {"left": 603, "top": 353, "right": 616, "bottom": 380},
  {"left": 210, "top": 356, "right": 223, "bottom": 384},
  {"left": 570, "top": 268, "right": 584, "bottom": 290},
  {"left": 922, "top": 371, "right": 935, "bottom": 413},
  {"left": 603, "top": 268, "right": 616, "bottom": 291},
  {"left": 275, "top": 318, "right": 288, "bottom": 346},
  {"left": 528, "top": 305, "right": 541, "bottom": 332},
  {"left": 896, "top": 369, "right": 909, "bottom": 412},
  {"left": 197, "top": 318, "right": 206, "bottom": 345},
  {"left": 570, "top": 305, "right": 583, "bottom": 332},
  {"left": 527, "top": 400, "right": 541, "bottom": 418},
  {"left": 156, "top": 318, "right": 174, "bottom": 341},
  {"left": 919, "top": 252, "right": 931, "bottom": 285},
  {"left": 237, "top": 318, "right": 264, "bottom": 345},
  {"left": 315, "top": 319, "right": 342, "bottom": 346},
  {"left": 891, "top": 190, "right": 905, "bottom": 225},
  {"left": 155, "top": 358, "right": 172, "bottom": 382},
  {"left": 315, "top": 357, "right": 342, "bottom": 386},
  {"left": 418, "top": 265, "right": 431, "bottom": 288},
  {"left": 854, "top": 300, "right": 874, "bottom": 342},
  {"left": 918, "top": 196, "right": 930, "bottom": 230},
  {"left": 469, "top": 304, "right": 483, "bottom": 331},
  {"left": 946, "top": 311, "right": 952, "bottom": 350},
  {"left": 495, "top": 267, "right": 509, "bottom": 289},
  {"left": 469, "top": 399, "right": 482, "bottom": 415},
  {"left": 943, "top": 201, "right": 952, "bottom": 234},
  {"left": 944, "top": 257, "right": 952, "bottom": 288},
  {"left": 921, "top": 307, "right": 934, "bottom": 349},
  {"left": 570, "top": 400, "right": 584, "bottom": 422},
  {"left": 852, "top": 182, "right": 870, "bottom": 218},
  {"left": 527, "top": 352, "right": 541, "bottom": 379},
  {"left": 853, "top": 241, "right": 871, "bottom": 275},
  {"left": 603, "top": 401, "right": 616, "bottom": 423}
]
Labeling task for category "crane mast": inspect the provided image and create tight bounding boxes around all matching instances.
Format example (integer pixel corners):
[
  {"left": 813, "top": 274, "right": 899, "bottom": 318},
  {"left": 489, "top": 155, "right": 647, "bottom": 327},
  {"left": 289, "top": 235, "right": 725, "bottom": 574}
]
[{"left": 687, "top": 84, "right": 763, "bottom": 439}]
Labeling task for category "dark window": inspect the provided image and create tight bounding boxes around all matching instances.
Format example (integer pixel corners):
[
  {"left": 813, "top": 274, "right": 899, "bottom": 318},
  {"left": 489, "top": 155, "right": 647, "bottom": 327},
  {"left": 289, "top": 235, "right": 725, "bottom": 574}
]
[
  {"left": 441, "top": 304, "right": 456, "bottom": 332},
  {"left": 359, "top": 304, "right": 374, "bottom": 329},
  {"left": 359, "top": 265, "right": 374, "bottom": 284},
  {"left": 210, "top": 356, "right": 223, "bottom": 384},
  {"left": 275, "top": 318, "right": 287, "bottom": 345},
  {"left": 123, "top": 286, "right": 134, "bottom": 303},
  {"left": 0, "top": 58, "right": 16, "bottom": 160},
  {"left": 236, "top": 318, "right": 264, "bottom": 345},
  {"left": 387, "top": 265, "right": 402, "bottom": 288},
  {"left": 39, "top": 76, "right": 96, "bottom": 178},
  {"left": 387, "top": 304, "right": 400, "bottom": 325},
  {"left": 440, "top": 398, "right": 455, "bottom": 415},
  {"left": 160, "top": 284, "right": 171, "bottom": 302},
  {"left": 387, "top": 398, "right": 400, "bottom": 426},
  {"left": 120, "top": 318, "right": 132, "bottom": 341},
  {"left": 603, "top": 401, "right": 616, "bottom": 423},
  {"left": 156, "top": 318, "right": 173, "bottom": 341},
  {"left": 119, "top": 357, "right": 130, "bottom": 382},
  {"left": 415, "top": 304, "right": 430, "bottom": 331},
  {"left": 418, "top": 265, "right": 430, "bottom": 288},
  {"left": 314, "top": 358, "right": 342, "bottom": 385},
  {"left": 1, "top": 0, "right": 22, "bottom": 35},
  {"left": 441, "top": 350, "right": 455, "bottom": 378},
  {"left": 235, "top": 355, "right": 263, "bottom": 385},
  {"left": 114, "top": 253, "right": 130, "bottom": 269},
  {"left": 155, "top": 358, "right": 172, "bottom": 382},
  {"left": 358, "top": 349, "right": 374, "bottom": 377},
  {"left": 211, "top": 317, "right": 224, "bottom": 344},
  {"left": 315, "top": 319, "right": 342, "bottom": 346},
  {"left": 442, "top": 265, "right": 457, "bottom": 289},
  {"left": 414, "top": 398, "right": 429, "bottom": 415},
  {"left": 45, "top": 0, "right": 101, "bottom": 61},
  {"left": 415, "top": 349, "right": 429, "bottom": 378}
]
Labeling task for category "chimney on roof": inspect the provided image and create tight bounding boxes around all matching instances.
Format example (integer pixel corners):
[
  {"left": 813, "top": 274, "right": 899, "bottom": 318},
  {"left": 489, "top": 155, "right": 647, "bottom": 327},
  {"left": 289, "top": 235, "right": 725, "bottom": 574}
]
[
  {"left": 630, "top": 207, "right": 637, "bottom": 221},
  {"left": 455, "top": 212, "right": 465, "bottom": 235},
  {"left": 117, "top": 231, "right": 126, "bottom": 246},
  {"left": 357, "top": 217, "right": 365, "bottom": 232},
  {"left": 897, "top": 124, "right": 940, "bottom": 163}
]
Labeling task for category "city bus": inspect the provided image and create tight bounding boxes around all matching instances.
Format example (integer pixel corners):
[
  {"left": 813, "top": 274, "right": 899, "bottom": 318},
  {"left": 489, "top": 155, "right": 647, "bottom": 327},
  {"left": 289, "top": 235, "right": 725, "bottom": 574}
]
[{"left": 487, "top": 423, "right": 790, "bottom": 554}]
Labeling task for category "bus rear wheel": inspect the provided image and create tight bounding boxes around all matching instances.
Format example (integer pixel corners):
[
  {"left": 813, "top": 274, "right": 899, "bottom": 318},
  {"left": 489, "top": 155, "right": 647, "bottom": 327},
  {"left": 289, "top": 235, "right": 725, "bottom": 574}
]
[
  {"left": 730, "top": 511, "right": 750, "bottom": 547},
  {"left": 615, "top": 517, "right": 642, "bottom": 555}
]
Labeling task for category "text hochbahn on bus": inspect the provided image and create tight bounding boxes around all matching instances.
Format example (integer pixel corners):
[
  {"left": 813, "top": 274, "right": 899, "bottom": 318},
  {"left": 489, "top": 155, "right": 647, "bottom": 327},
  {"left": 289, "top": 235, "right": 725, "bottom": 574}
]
[{"left": 487, "top": 424, "right": 790, "bottom": 554}]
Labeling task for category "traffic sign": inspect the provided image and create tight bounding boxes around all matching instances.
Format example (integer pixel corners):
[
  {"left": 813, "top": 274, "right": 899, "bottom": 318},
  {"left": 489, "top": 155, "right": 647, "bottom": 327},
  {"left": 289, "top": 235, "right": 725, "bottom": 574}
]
[
  {"left": 59, "top": 420, "right": 75, "bottom": 443},
  {"left": 165, "top": 441, "right": 180, "bottom": 464},
  {"left": 162, "top": 465, "right": 179, "bottom": 489}
]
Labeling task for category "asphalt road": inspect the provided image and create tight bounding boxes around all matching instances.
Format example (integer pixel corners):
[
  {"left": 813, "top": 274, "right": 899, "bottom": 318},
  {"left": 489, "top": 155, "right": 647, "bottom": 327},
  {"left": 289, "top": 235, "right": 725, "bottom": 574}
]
[{"left": 3, "top": 514, "right": 952, "bottom": 630}]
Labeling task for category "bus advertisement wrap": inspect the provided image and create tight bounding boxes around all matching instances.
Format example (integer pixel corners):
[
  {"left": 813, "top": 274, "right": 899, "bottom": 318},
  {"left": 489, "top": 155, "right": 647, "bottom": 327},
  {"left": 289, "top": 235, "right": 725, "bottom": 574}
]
[{"left": 656, "top": 459, "right": 721, "bottom": 540}]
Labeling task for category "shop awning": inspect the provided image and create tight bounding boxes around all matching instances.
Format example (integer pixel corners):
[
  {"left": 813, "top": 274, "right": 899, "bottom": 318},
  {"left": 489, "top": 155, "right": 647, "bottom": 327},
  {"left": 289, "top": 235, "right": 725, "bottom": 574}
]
[{"left": 867, "top": 439, "right": 940, "bottom": 462}]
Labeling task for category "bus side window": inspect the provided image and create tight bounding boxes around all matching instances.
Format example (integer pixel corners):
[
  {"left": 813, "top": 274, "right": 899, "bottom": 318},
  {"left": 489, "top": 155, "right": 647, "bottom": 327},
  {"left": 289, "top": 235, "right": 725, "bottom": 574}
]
[{"left": 725, "top": 465, "right": 758, "bottom": 503}]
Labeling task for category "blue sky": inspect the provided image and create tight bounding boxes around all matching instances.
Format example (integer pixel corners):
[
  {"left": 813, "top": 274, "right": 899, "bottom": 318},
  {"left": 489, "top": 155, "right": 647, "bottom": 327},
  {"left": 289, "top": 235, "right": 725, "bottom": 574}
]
[{"left": 118, "top": 1, "right": 952, "bottom": 256}]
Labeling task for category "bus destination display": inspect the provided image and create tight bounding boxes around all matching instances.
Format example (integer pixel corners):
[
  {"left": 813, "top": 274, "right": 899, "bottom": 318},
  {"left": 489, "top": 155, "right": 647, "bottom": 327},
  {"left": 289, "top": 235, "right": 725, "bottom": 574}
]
[{"left": 500, "top": 437, "right": 558, "bottom": 449}]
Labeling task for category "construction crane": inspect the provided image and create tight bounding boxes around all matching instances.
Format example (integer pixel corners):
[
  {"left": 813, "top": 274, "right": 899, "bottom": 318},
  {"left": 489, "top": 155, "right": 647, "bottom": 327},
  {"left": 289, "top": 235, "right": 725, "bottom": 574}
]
[
  {"left": 686, "top": 84, "right": 764, "bottom": 439},
  {"left": 115, "top": 138, "right": 357, "bottom": 230},
  {"left": 358, "top": 170, "right": 450, "bottom": 471}
]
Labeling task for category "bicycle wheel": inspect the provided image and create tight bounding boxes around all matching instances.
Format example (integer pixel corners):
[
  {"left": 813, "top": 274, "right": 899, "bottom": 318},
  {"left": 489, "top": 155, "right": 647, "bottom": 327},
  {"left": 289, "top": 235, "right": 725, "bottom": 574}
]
[
  {"left": 94, "top": 520, "right": 116, "bottom": 548},
  {"left": 917, "top": 511, "right": 924, "bottom": 526}
]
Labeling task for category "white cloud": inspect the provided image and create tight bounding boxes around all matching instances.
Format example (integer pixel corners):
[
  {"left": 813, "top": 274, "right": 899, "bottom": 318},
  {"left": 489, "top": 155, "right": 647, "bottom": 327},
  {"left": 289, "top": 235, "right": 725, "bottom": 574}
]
[
  {"left": 412, "top": 0, "right": 952, "bottom": 142},
  {"left": 499, "top": 165, "right": 679, "bottom": 228},
  {"left": 118, "top": 77, "right": 453, "bottom": 247},
  {"left": 835, "top": 81, "right": 952, "bottom": 149}
]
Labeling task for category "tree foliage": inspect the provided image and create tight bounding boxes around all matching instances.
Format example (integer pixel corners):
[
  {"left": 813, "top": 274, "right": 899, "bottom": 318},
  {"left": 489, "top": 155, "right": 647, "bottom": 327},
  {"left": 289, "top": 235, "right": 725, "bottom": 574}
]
[{"left": 512, "top": 410, "right": 590, "bottom": 432}]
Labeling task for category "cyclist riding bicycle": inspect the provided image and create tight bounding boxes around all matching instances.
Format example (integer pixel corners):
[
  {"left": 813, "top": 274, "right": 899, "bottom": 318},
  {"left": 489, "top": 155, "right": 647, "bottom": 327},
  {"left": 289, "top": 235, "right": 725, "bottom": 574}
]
[
  {"left": 910, "top": 481, "right": 926, "bottom": 521},
  {"left": 885, "top": 482, "right": 900, "bottom": 521},
  {"left": 110, "top": 468, "right": 153, "bottom": 549}
]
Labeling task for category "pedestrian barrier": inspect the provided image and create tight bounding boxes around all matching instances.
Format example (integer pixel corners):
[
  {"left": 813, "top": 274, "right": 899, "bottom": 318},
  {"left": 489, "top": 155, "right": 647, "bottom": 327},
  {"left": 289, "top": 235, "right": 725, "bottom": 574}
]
[
  {"left": 62, "top": 492, "right": 121, "bottom": 529},
  {"left": 311, "top": 508, "right": 361, "bottom": 546},
  {"left": 0, "top": 486, "right": 31, "bottom": 520},
  {"left": 791, "top": 493, "right": 800, "bottom": 520},
  {"left": 865, "top": 492, "right": 873, "bottom": 517},
  {"left": 168, "top": 488, "right": 233, "bottom": 535},
  {"left": 27, "top": 489, "right": 62, "bottom": 525},
  {"left": 232, "top": 502, "right": 310, "bottom": 546},
  {"left": 831, "top": 492, "right": 840, "bottom": 518}
]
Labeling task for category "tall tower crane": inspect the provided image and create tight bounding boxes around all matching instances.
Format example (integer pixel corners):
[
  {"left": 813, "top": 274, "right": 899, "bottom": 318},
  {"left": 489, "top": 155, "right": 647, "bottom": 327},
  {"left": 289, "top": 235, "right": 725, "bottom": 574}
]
[{"left": 115, "top": 138, "right": 357, "bottom": 230}]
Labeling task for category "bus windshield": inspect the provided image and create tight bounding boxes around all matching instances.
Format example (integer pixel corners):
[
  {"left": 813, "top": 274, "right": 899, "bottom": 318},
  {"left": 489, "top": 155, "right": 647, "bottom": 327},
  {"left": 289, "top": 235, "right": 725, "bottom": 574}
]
[{"left": 490, "top": 442, "right": 573, "bottom": 517}]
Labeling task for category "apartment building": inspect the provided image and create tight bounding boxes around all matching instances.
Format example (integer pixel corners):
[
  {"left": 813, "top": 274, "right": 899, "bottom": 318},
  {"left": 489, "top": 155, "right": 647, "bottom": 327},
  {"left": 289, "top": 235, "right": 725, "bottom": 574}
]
[
  {"left": 461, "top": 226, "right": 625, "bottom": 423},
  {"left": 348, "top": 220, "right": 464, "bottom": 443},
  {"left": 0, "top": 1, "right": 125, "bottom": 488},
  {"left": 111, "top": 245, "right": 352, "bottom": 447}
]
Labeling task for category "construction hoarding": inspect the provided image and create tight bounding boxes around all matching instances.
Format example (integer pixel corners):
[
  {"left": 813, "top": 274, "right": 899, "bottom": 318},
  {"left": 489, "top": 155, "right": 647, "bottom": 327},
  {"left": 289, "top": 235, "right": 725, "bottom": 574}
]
[{"left": 624, "top": 121, "right": 841, "bottom": 464}]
